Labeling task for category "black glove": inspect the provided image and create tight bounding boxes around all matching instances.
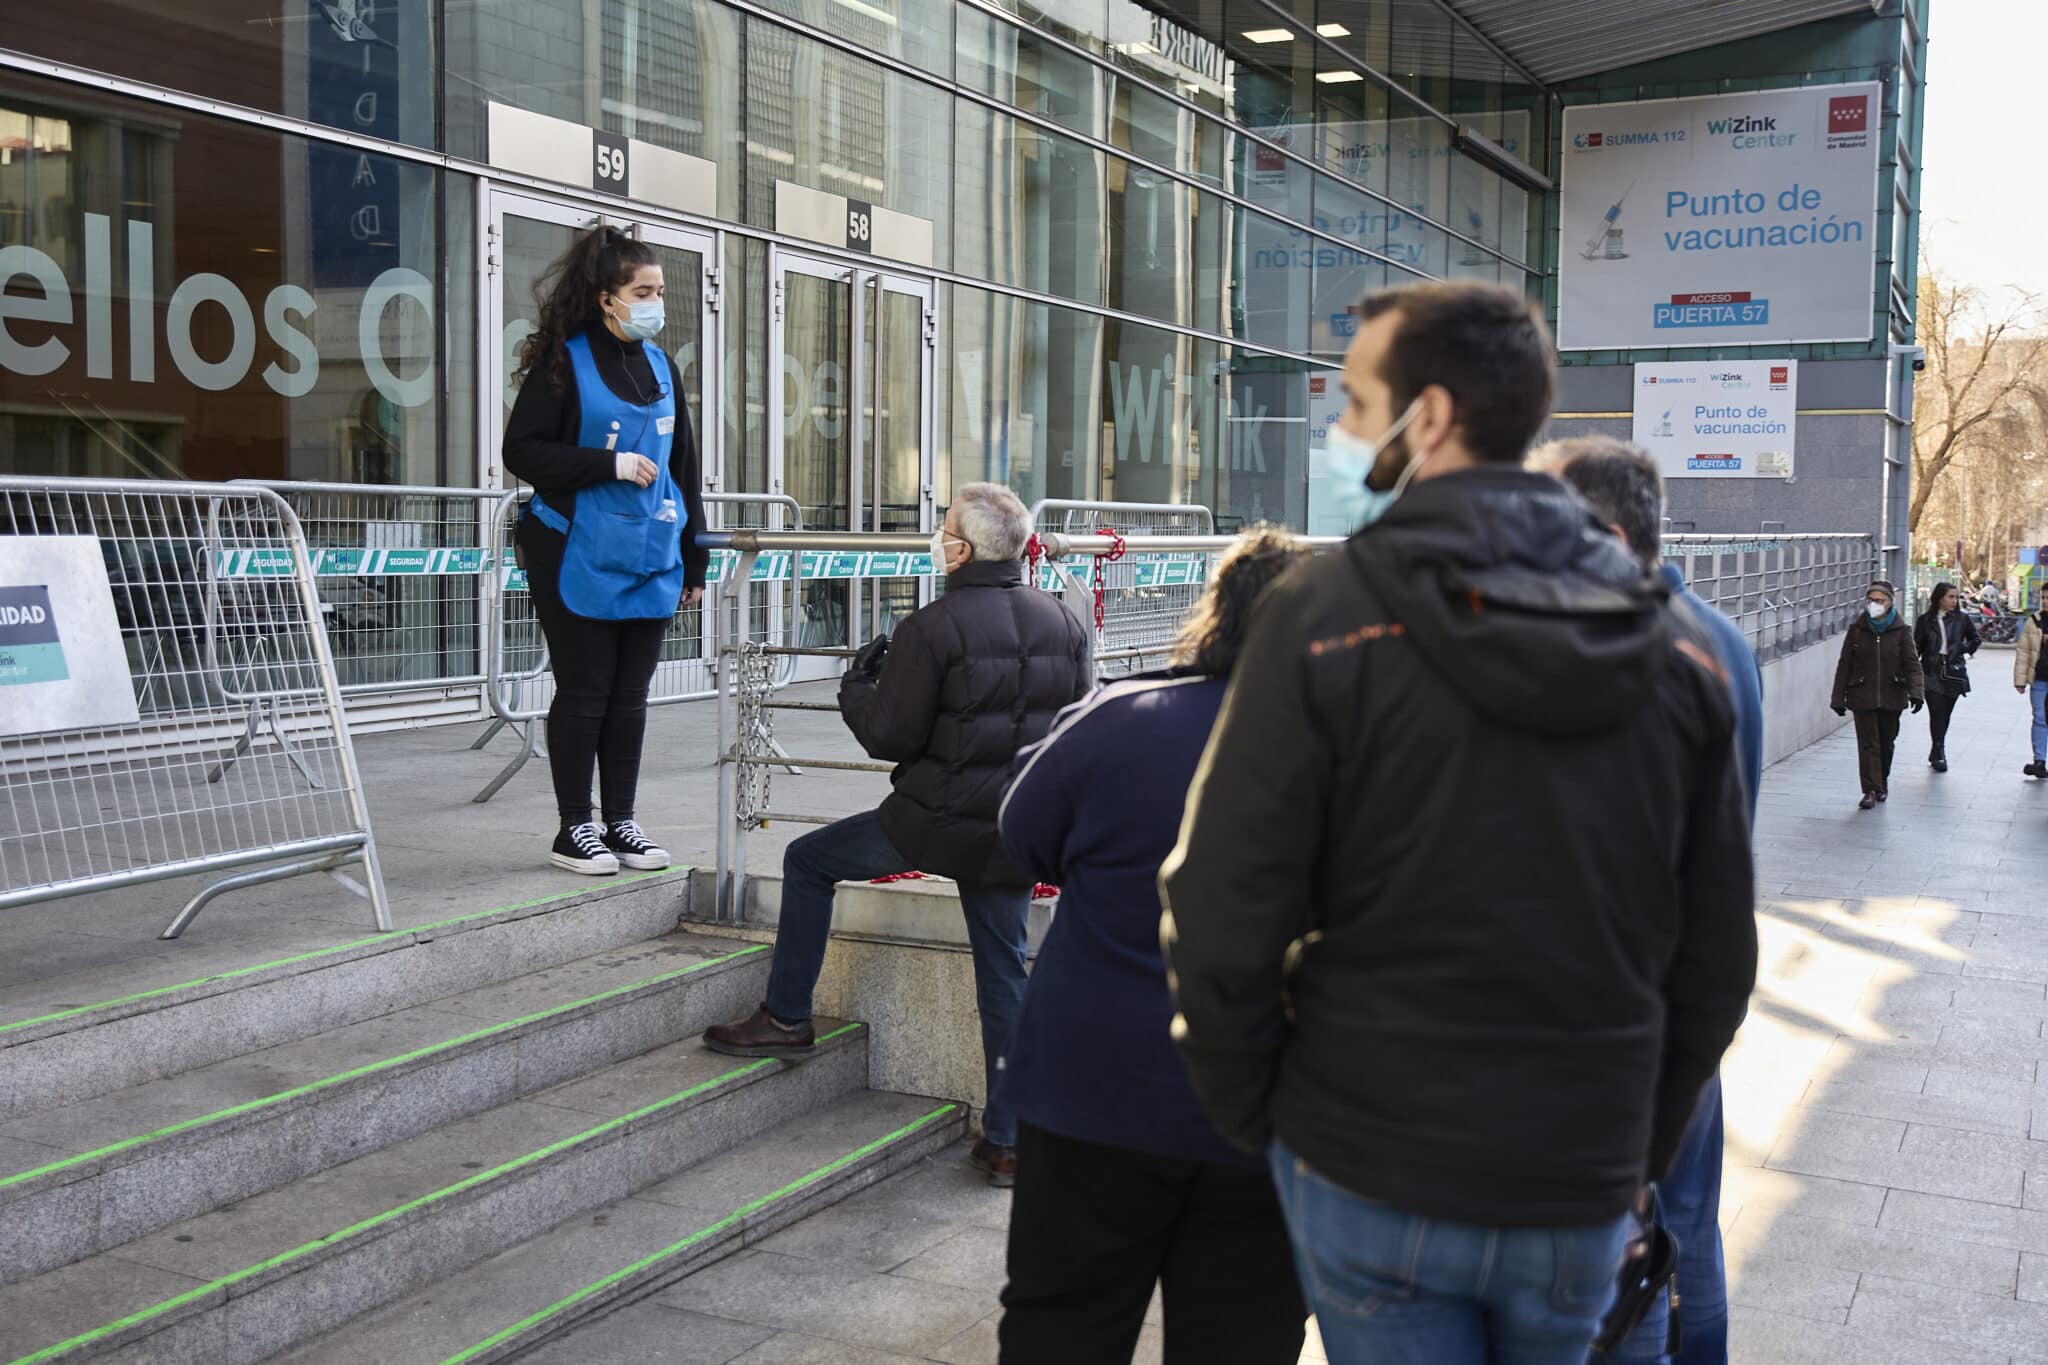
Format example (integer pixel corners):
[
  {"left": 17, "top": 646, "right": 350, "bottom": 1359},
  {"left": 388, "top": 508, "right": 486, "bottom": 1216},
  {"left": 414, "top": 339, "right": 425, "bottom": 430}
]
[
  {"left": 850, "top": 634, "right": 890, "bottom": 681},
  {"left": 1911, "top": 699, "right": 1924, "bottom": 714},
  {"left": 1833, "top": 705, "right": 1847, "bottom": 717}
]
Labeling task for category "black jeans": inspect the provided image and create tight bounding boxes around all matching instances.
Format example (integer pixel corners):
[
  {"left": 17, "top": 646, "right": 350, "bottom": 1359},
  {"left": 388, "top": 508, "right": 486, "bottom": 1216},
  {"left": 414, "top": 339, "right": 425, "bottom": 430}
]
[
  {"left": 517, "top": 514, "right": 668, "bottom": 827},
  {"left": 1926, "top": 689, "right": 1959, "bottom": 756},
  {"left": 1853, "top": 708, "right": 1902, "bottom": 794},
  {"left": 999, "top": 1122, "right": 1305, "bottom": 1365}
]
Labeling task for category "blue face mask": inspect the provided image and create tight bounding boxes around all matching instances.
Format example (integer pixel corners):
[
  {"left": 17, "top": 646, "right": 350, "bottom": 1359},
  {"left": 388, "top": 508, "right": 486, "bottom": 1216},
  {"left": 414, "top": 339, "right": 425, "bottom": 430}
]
[
  {"left": 1324, "top": 401, "right": 1425, "bottom": 531},
  {"left": 613, "top": 298, "right": 666, "bottom": 341}
]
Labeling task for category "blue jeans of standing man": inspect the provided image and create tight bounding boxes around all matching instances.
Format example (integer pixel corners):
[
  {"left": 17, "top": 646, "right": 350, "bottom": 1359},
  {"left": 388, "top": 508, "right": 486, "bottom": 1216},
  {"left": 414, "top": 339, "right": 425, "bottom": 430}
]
[
  {"left": 1603, "top": 1076, "right": 1728, "bottom": 1364},
  {"left": 1268, "top": 1139, "right": 1631, "bottom": 1365},
  {"left": 2031, "top": 682, "right": 2048, "bottom": 763},
  {"left": 763, "top": 808, "right": 1030, "bottom": 1145}
]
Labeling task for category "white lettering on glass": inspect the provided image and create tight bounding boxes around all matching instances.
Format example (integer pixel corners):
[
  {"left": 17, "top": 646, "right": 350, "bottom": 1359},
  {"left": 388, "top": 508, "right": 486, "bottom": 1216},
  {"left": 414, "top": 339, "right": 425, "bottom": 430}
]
[
  {"left": 0, "top": 245, "right": 73, "bottom": 377},
  {"left": 166, "top": 273, "right": 257, "bottom": 392},
  {"left": 0, "top": 213, "right": 437, "bottom": 407},
  {"left": 360, "top": 267, "right": 434, "bottom": 408}
]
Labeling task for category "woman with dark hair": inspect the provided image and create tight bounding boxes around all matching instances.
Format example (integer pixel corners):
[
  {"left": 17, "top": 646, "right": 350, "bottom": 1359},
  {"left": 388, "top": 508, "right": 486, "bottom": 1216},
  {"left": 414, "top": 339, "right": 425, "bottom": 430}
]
[
  {"left": 993, "top": 526, "right": 1309, "bottom": 1365},
  {"left": 504, "top": 225, "right": 709, "bottom": 875},
  {"left": 1914, "top": 581, "right": 1979, "bottom": 772}
]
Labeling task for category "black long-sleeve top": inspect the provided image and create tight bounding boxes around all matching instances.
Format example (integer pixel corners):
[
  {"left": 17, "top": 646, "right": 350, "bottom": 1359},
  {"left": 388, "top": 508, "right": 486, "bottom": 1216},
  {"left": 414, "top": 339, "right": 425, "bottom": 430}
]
[{"left": 503, "top": 327, "right": 711, "bottom": 590}]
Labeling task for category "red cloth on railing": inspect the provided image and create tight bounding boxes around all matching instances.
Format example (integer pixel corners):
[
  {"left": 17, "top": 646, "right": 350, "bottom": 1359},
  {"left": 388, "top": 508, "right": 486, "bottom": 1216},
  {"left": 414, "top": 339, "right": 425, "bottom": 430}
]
[{"left": 869, "top": 871, "right": 1060, "bottom": 900}]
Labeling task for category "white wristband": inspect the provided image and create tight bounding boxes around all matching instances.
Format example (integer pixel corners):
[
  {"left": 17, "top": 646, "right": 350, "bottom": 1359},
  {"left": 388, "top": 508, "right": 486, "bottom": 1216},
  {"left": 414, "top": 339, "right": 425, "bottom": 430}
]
[{"left": 615, "top": 451, "right": 639, "bottom": 481}]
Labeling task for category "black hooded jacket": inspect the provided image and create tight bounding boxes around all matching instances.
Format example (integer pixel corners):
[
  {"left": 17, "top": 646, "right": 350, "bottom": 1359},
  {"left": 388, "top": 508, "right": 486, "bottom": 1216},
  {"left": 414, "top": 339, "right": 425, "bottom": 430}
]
[{"left": 1161, "top": 466, "right": 1757, "bottom": 1229}]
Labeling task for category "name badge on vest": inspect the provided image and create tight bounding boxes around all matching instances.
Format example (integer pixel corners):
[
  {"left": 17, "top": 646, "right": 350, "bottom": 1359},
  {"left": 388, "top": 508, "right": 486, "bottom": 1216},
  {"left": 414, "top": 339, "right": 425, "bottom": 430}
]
[{"left": 657, "top": 415, "right": 676, "bottom": 435}]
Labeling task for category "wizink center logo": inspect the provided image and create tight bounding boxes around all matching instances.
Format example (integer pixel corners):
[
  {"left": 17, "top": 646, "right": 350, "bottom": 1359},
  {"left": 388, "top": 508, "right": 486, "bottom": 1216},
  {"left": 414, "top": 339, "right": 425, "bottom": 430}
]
[
  {"left": 1705, "top": 110, "right": 1795, "bottom": 150},
  {"left": 0, "top": 586, "right": 67, "bottom": 687}
]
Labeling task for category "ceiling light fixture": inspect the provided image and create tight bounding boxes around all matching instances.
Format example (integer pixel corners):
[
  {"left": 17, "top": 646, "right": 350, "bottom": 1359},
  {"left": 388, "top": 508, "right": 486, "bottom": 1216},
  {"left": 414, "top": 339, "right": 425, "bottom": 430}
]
[
  {"left": 1315, "top": 70, "right": 1364, "bottom": 84},
  {"left": 1315, "top": 23, "right": 1350, "bottom": 37},
  {"left": 1241, "top": 28, "right": 1293, "bottom": 42}
]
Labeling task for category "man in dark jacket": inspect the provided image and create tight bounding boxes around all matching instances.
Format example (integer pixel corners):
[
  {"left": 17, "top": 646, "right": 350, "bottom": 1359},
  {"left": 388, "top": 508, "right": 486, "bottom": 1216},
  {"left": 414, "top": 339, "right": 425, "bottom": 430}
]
[
  {"left": 1160, "top": 281, "right": 1758, "bottom": 1365},
  {"left": 705, "top": 483, "right": 1093, "bottom": 1185},
  {"left": 1543, "top": 437, "right": 1764, "bottom": 1365}
]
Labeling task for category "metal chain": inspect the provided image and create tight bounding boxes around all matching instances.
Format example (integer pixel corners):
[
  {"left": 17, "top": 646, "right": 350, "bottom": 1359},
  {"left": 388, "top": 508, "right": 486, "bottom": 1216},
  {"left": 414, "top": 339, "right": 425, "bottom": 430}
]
[{"left": 735, "top": 641, "right": 776, "bottom": 830}]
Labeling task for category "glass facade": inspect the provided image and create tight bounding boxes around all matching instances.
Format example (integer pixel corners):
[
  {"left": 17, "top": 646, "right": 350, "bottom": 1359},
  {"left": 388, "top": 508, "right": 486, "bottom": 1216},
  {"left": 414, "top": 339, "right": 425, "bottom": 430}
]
[{"left": 1, "top": 0, "right": 1544, "bottom": 525}]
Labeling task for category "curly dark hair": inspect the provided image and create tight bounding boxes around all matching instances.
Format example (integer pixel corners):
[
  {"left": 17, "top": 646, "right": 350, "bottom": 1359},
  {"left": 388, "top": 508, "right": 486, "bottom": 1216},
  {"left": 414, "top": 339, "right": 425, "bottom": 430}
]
[
  {"left": 1170, "top": 525, "right": 1308, "bottom": 677},
  {"left": 515, "top": 225, "right": 658, "bottom": 392}
]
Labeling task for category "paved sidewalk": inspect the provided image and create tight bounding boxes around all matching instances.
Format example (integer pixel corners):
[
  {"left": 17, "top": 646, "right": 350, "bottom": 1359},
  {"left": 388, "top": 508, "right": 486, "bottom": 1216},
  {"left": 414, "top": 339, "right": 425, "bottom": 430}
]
[
  {"left": 567, "top": 680, "right": 2048, "bottom": 1364},
  {"left": 1718, "top": 678, "right": 2048, "bottom": 1363}
]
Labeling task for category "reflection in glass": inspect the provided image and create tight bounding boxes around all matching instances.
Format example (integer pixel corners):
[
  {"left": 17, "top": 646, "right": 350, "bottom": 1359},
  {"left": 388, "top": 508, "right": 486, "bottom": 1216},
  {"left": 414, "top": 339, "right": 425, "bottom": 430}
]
[
  {"left": 14, "top": 0, "right": 435, "bottom": 149},
  {"left": 949, "top": 288, "right": 1100, "bottom": 508},
  {"left": 961, "top": 11, "right": 1106, "bottom": 138},
  {"left": 1100, "top": 319, "right": 1214, "bottom": 509},
  {"left": 781, "top": 268, "right": 854, "bottom": 647},
  {"left": 954, "top": 104, "right": 1105, "bottom": 306},
  {"left": 449, "top": 0, "right": 742, "bottom": 218},
  {"left": 744, "top": 16, "right": 952, "bottom": 266},
  {"left": 0, "top": 73, "right": 454, "bottom": 486}
]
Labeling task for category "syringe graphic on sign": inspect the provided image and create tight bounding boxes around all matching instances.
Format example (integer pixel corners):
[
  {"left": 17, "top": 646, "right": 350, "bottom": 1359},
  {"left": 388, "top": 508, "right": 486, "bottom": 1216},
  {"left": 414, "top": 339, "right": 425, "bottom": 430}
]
[
  {"left": 1580, "top": 179, "right": 1635, "bottom": 261},
  {"left": 1652, "top": 410, "right": 1674, "bottom": 439}
]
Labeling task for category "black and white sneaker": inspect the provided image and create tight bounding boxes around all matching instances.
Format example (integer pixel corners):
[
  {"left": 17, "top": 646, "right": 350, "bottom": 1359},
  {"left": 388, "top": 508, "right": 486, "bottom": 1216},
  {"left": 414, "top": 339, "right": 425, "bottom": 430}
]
[
  {"left": 550, "top": 822, "right": 620, "bottom": 876},
  {"left": 604, "top": 820, "right": 671, "bottom": 871}
]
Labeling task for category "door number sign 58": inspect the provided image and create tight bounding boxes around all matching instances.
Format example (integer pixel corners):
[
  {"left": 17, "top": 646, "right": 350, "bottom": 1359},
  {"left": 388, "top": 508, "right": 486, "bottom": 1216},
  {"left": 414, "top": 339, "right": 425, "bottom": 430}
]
[
  {"left": 593, "top": 131, "right": 631, "bottom": 196},
  {"left": 846, "top": 197, "right": 874, "bottom": 254}
]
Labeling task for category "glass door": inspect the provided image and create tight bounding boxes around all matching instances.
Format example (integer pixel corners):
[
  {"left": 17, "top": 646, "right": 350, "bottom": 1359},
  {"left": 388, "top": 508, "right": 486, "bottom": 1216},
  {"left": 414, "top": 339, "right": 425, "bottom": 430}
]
[
  {"left": 483, "top": 189, "right": 721, "bottom": 694},
  {"left": 769, "top": 249, "right": 934, "bottom": 676}
]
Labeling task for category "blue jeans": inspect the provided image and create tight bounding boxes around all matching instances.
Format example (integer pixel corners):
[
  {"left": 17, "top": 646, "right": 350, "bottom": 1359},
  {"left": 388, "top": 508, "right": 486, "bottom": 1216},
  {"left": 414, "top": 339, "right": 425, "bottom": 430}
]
[
  {"left": 762, "top": 808, "right": 1030, "bottom": 1146},
  {"left": 2032, "top": 682, "right": 2047, "bottom": 763},
  {"left": 1606, "top": 1077, "right": 1728, "bottom": 1364},
  {"left": 1268, "top": 1140, "right": 1631, "bottom": 1365}
]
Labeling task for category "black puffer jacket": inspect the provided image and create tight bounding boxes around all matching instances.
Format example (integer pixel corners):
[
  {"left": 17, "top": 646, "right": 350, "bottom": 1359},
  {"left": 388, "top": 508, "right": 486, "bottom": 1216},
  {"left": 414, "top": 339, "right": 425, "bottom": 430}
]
[
  {"left": 1161, "top": 467, "right": 1757, "bottom": 1230},
  {"left": 840, "top": 559, "right": 1092, "bottom": 887}
]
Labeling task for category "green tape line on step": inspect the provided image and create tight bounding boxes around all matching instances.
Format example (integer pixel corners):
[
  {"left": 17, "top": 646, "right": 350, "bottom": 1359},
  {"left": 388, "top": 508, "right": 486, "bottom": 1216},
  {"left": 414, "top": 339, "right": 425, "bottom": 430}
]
[
  {"left": 0, "top": 870, "right": 685, "bottom": 1038},
  {"left": 0, "top": 941, "right": 768, "bottom": 1192},
  {"left": 437, "top": 1098, "right": 964, "bottom": 1365},
  {"left": 3, "top": 1026, "right": 866, "bottom": 1365}
]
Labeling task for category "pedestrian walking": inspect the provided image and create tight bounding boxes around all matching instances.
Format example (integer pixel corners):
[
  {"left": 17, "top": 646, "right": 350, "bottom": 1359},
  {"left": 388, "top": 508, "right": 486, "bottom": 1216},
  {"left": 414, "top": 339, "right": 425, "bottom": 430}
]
[
  {"left": 2013, "top": 606, "right": 2048, "bottom": 779},
  {"left": 1542, "top": 437, "right": 1764, "bottom": 1365},
  {"left": 1160, "top": 281, "right": 1758, "bottom": 1365},
  {"left": 1915, "top": 582, "right": 1979, "bottom": 773},
  {"left": 993, "top": 527, "right": 1309, "bottom": 1365},
  {"left": 703, "top": 483, "right": 1093, "bottom": 1187},
  {"left": 504, "top": 225, "right": 709, "bottom": 876},
  {"left": 1830, "top": 581, "right": 1925, "bottom": 809}
]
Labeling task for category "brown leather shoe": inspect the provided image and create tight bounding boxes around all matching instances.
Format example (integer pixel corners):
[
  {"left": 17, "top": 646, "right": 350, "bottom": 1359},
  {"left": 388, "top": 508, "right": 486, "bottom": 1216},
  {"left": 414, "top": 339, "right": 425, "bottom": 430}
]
[
  {"left": 703, "top": 1005, "right": 817, "bottom": 1059},
  {"left": 970, "top": 1138, "right": 1017, "bottom": 1188}
]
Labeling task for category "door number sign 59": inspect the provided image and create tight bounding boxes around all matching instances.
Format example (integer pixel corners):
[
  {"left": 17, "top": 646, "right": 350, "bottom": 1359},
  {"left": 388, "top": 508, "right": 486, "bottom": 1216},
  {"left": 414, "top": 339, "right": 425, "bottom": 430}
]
[{"left": 593, "top": 131, "right": 631, "bottom": 196}]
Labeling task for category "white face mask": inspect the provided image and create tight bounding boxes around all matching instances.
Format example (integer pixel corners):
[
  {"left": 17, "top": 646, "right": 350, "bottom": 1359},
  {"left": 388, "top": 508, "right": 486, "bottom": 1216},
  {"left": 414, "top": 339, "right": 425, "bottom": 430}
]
[
  {"left": 1324, "top": 400, "right": 1425, "bottom": 532},
  {"left": 930, "top": 530, "right": 956, "bottom": 574},
  {"left": 1866, "top": 601, "right": 1888, "bottom": 620}
]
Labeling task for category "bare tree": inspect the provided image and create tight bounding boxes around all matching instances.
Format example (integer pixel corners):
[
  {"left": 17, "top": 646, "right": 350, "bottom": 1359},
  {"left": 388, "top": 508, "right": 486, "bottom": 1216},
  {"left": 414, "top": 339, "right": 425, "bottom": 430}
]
[{"left": 1910, "top": 268, "right": 2048, "bottom": 536}]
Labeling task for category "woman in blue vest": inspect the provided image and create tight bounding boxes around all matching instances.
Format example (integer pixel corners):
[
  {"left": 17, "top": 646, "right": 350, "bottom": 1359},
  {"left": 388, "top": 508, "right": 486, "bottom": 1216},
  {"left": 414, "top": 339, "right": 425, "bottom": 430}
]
[{"left": 504, "top": 226, "right": 709, "bottom": 875}]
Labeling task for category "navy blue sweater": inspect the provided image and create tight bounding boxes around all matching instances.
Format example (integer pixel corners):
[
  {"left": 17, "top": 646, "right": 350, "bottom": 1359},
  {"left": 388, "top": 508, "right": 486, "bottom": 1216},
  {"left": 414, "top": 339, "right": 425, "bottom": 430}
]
[
  {"left": 996, "top": 671, "right": 1254, "bottom": 1168},
  {"left": 1663, "top": 563, "right": 1764, "bottom": 823}
]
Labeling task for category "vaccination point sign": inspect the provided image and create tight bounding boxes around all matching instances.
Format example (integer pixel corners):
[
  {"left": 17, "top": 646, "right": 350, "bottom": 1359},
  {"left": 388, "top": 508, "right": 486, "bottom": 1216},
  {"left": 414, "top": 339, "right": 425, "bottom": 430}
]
[
  {"left": 1558, "top": 83, "right": 1881, "bottom": 350},
  {"left": 1632, "top": 360, "right": 1798, "bottom": 480}
]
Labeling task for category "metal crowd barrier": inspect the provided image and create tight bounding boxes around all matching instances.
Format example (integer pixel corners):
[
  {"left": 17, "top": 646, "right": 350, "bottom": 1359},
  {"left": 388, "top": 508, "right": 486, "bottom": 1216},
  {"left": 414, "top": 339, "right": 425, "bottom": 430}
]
[
  {"left": 1028, "top": 500, "right": 1215, "bottom": 676},
  {"left": 0, "top": 476, "right": 391, "bottom": 939},
  {"left": 470, "top": 490, "right": 806, "bottom": 803},
  {"left": 1661, "top": 533, "right": 1878, "bottom": 665},
  {"left": 705, "top": 527, "right": 1340, "bottom": 920}
]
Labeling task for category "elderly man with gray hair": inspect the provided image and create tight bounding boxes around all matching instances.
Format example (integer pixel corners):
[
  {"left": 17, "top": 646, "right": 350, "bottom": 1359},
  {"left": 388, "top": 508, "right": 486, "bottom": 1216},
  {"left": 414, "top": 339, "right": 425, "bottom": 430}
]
[{"left": 706, "top": 482, "right": 1094, "bottom": 1186}]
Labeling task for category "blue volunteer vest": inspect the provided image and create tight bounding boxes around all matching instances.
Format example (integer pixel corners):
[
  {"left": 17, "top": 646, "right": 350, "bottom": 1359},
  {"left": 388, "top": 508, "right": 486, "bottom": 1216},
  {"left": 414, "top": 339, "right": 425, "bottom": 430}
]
[{"left": 529, "top": 332, "right": 686, "bottom": 621}]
